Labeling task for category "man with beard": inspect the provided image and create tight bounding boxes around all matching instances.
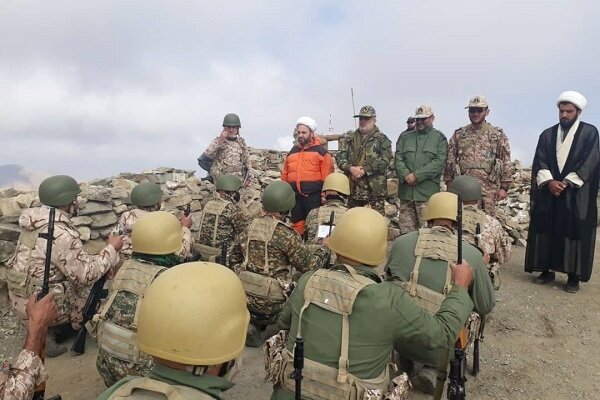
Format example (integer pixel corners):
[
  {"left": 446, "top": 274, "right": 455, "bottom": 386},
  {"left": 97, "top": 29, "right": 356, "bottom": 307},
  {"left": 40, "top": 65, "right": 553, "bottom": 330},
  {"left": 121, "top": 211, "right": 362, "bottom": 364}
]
[
  {"left": 525, "top": 91, "right": 600, "bottom": 293},
  {"left": 403, "top": 117, "right": 416, "bottom": 135},
  {"left": 281, "top": 116, "right": 334, "bottom": 235},
  {"left": 395, "top": 105, "right": 448, "bottom": 233},
  {"left": 335, "top": 105, "right": 392, "bottom": 215},
  {"left": 198, "top": 113, "right": 253, "bottom": 186}
]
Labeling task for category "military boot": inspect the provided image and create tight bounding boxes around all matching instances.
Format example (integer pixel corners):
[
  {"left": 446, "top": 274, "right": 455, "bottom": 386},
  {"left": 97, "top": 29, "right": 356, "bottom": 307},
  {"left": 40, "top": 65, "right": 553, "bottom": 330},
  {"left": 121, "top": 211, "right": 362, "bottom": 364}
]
[
  {"left": 565, "top": 274, "right": 580, "bottom": 293},
  {"left": 536, "top": 270, "right": 555, "bottom": 284},
  {"left": 46, "top": 331, "right": 67, "bottom": 357},
  {"left": 245, "top": 323, "right": 263, "bottom": 348}
]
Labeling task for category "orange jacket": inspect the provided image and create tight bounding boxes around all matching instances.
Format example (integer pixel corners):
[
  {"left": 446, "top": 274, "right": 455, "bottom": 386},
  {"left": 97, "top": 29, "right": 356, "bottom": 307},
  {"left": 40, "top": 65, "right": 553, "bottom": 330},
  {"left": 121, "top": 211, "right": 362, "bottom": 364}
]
[{"left": 281, "top": 137, "right": 334, "bottom": 195}]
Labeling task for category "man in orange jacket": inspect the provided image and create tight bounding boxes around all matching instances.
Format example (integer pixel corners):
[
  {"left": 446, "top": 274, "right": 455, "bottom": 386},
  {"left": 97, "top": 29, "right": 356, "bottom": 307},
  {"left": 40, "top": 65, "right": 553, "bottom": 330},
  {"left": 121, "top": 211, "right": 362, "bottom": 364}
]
[{"left": 281, "top": 116, "right": 334, "bottom": 235}]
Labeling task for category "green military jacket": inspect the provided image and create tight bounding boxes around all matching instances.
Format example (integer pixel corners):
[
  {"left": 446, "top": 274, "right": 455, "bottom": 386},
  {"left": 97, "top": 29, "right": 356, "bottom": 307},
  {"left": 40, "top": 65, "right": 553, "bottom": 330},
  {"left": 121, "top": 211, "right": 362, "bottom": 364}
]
[
  {"left": 385, "top": 229, "right": 495, "bottom": 316},
  {"left": 395, "top": 126, "right": 448, "bottom": 201},
  {"left": 271, "top": 264, "right": 474, "bottom": 400},
  {"left": 96, "top": 363, "right": 234, "bottom": 400},
  {"left": 336, "top": 127, "right": 392, "bottom": 198}
]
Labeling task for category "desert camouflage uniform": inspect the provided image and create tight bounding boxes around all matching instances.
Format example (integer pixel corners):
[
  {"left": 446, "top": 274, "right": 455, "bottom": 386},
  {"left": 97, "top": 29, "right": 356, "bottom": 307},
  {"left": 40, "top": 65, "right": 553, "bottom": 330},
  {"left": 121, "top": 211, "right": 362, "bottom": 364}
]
[
  {"left": 7, "top": 206, "right": 118, "bottom": 329},
  {"left": 205, "top": 136, "right": 253, "bottom": 184},
  {"left": 0, "top": 350, "right": 47, "bottom": 400},
  {"left": 304, "top": 198, "right": 347, "bottom": 243},
  {"left": 232, "top": 215, "right": 329, "bottom": 326},
  {"left": 444, "top": 122, "right": 512, "bottom": 216},
  {"left": 112, "top": 209, "right": 193, "bottom": 261},
  {"left": 94, "top": 259, "right": 165, "bottom": 387},
  {"left": 196, "top": 195, "right": 248, "bottom": 261},
  {"left": 335, "top": 127, "right": 392, "bottom": 215}
]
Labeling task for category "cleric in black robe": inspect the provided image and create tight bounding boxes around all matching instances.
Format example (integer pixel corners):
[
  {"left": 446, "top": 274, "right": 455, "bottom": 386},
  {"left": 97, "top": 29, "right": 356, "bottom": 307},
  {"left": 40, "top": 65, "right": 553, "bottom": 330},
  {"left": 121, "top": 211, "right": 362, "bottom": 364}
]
[{"left": 525, "top": 91, "right": 600, "bottom": 293}]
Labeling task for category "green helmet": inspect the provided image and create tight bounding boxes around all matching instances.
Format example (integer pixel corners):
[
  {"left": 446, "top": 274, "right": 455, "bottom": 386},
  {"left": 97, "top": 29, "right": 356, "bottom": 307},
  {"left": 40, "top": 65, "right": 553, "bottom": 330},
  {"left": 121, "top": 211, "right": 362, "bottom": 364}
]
[
  {"left": 131, "top": 182, "right": 163, "bottom": 207},
  {"left": 215, "top": 175, "right": 242, "bottom": 192},
  {"left": 38, "top": 175, "right": 81, "bottom": 207},
  {"left": 223, "top": 113, "right": 241, "bottom": 127},
  {"left": 262, "top": 181, "right": 295, "bottom": 212},
  {"left": 448, "top": 175, "right": 482, "bottom": 202}
]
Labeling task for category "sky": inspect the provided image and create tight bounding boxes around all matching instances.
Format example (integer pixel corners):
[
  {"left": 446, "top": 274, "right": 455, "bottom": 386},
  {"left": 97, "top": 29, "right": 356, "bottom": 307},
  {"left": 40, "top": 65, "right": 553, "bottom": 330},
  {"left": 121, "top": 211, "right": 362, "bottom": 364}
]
[{"left": 1, "top": 0, "right": 598, "bottom": 182}]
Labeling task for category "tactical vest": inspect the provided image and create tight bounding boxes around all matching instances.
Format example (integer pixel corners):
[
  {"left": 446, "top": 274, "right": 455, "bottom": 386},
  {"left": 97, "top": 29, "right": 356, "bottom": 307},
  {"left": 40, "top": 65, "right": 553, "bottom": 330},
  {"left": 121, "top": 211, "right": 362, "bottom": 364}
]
[
  {"left": 238, "top": 217, "right": 289, "bottom": 302},
  {"left": 280, "top": 266, "right": 394, "bottom": 400},
  {"left": 197, "top": 199, "right": 229, "bottom": 259},
  {"left": 109, "top": 377, "right": 213, "bottom": 400},
  {"left": 395, "top": 228, "right": 456, "bottom": 314},
  {"left": 95, "top": 260, "right": 165, "bottom": 363},
  {"left": 461, "top": 206, "right": 486, "bottom": 249},
  {"left": 309, "top": 203, "right": 347, "bottom": 243},
  {"left": 456, "top": 125, "right": 502, "bottom": 175}
]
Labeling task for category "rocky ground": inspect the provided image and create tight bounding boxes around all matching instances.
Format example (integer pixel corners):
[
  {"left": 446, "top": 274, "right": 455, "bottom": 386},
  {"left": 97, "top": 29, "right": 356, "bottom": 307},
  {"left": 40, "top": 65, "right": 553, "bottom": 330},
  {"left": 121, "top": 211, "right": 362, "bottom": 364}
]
[{"left": 2, "top": 243, "right": 600, "bottom": 400}]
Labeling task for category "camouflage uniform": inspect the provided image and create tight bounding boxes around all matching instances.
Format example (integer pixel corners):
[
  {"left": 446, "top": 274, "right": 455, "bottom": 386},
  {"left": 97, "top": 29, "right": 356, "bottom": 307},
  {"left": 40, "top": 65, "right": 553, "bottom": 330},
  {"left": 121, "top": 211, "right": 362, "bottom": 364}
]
[
  {"left": 196, "top": 194, "right": 248, "bottom": 261},
  {"left": 7, "top": 206, "right": 119, "bottom": 329},
  {"left": 205, "top": 136, "right": 253, "bottom": 184},
  {"left": 304, "top": 198, "right": 347, "bottom": 243},
  {"left": 335, "top": 127, "right": 392, "bottom": 215},
  {"left": 444, "top": 122, "right": 512, "bottom": 216},
  {"left": 232, "top": 215, "right": 329, "bottom": 326},
  {"left": 112, "top": 209, "right": 193, "bottom": 261},
  {"left": 0, "top": 350, "right": 47, "bottom": 400},
  {"left": 94, "top": 259, "right": 165, "bottom": 387}
]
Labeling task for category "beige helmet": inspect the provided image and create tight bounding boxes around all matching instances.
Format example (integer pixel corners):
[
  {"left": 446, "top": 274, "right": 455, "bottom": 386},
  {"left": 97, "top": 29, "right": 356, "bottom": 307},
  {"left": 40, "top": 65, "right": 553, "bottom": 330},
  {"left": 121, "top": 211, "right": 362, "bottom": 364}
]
[
  {"left": 137, "top": 262, "right": 250, "bottom": 365},
  {"left": 423, "top": 192, "right": 459, "bottom": 222},
  {"left": 322, "top": 172, "right": 350, "bottom": 195},
  {"left": 326, "top": 207, "right": 387, "bottom": 266},
  {"left": 132, "top": 211, "right": 183, "bottom": 255}
]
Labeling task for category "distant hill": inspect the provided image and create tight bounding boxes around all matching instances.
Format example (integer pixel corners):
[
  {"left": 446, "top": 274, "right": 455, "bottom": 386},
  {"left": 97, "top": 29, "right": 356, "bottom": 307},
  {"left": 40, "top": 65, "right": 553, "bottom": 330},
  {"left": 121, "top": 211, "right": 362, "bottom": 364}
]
[{"left": 0, "top": 165, "right": 48, "bottom": 191}]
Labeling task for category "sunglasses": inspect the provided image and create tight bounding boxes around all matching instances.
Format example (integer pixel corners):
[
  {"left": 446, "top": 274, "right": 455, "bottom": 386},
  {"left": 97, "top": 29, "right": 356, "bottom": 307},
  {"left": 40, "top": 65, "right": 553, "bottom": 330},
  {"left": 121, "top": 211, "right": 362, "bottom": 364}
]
[{"left": 468, "top": 108, "right": 487, "bottom": 114}]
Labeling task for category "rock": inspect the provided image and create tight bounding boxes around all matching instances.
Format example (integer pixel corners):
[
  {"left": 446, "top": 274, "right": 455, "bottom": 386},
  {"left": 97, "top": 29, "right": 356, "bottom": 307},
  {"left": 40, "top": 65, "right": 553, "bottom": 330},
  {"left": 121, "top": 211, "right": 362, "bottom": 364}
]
[
  {"left": 0, "top": 240, "right": 17, "bottom": 263},
  {"left": 71, "top": 216, "right": 93, "bottom": 226},
  {"left": 13, "top": 193, "right": 37, "bottom": 208},
  {"left": 78, "top": 201, "right": 114, "bottom": 216},
  {"left": 0, "top": 215, "right": 20, "bottom": 224},
  {"left": 0, "top": 198, "right": 21, "bottom": 217},
  {"left": 90, "top": 212, "right": 118, "bottom": 228},
  {"left": 80, "top": 185, "right": 112, "bottom": 203},
  {"left": 166, "top": 194, "right": 193, "bottom": 208},
  {"left": 90, "top": 230, "right": 100, "bottom": 240},
  {"left": 113, "top": 204, "right": 128, "bottom": 214},
  {"left": 0, "top": 224, "right": 20, "bottom": 242},
  {"left": 77, "top": 226, "right": 91, "bottom": 241},
  {"left": 190, "top": 200, "right": 203, "bottom": 212},
  {"left": 111, "top": 178, "right": 137, "bottom": 193},
  {"left": 517, "top": 239, "right": 527, "bottom": 247}
]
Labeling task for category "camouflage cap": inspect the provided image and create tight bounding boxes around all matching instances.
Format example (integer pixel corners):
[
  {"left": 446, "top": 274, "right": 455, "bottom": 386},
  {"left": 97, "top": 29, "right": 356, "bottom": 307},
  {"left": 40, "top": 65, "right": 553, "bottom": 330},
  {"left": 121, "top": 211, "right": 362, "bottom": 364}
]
[
  {"left": 465, "top": 95, "right": 488, "bottom": 109},
  {"left": 353, "top": 105, "right": 376, "bottom": 118},
  {"left": 406, "top": 117, "right": 415, "bottom": 123},
  {"left": 414, "top": 104, "right": 434, "bottom": 118}
]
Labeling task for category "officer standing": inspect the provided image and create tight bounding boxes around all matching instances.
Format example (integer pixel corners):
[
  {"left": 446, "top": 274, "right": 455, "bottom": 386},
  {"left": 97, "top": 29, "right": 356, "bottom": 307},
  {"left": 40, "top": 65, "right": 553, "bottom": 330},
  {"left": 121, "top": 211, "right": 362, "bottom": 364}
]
[
  {"left": 96, "top": 262, "right": 249, "bottom": 400},
  {"left": 444, "top": 96, "right": 512, "bottom": 216},
  {"left": 95, "top": 212, "right": 188, "bottom": 387}
]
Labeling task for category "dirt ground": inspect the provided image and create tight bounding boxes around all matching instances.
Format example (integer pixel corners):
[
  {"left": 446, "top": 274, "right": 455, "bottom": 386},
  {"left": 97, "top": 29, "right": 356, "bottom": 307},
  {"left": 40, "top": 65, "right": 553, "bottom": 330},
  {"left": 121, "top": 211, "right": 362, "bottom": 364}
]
[{"left": 2, "top": 242, "right": 600, "bottom": 399}]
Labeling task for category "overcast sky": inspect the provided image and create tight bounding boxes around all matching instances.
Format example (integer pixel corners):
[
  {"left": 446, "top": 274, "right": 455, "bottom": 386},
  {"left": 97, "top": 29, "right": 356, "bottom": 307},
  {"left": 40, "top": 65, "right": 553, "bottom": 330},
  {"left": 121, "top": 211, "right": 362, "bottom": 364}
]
[{"left": 1, "top": 0, "right": 598, "bottom": 182}]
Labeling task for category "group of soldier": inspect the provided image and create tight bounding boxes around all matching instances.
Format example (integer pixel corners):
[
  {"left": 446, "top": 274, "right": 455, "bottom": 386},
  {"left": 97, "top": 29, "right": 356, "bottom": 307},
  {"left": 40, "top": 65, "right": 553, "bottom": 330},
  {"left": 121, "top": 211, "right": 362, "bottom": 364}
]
[{"left": 3, "top": 90, "right": 596, "bottom": 400}]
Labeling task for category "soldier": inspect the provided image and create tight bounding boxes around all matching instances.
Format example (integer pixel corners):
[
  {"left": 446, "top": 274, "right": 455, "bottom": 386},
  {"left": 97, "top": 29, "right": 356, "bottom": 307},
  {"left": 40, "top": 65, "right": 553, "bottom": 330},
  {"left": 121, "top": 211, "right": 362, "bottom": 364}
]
[
  {"left": 231, "top": 180, "right": 329, "bottom": 347},
  {"left": 395, "top": 104, "right": 448, "bottom": 234},
  {"left": 385, "top": 192, "right": 495, "bottom": 394},
  {"left": 7, "top": 175, "right": 123, "bottom": 357},
  {"left": 95, "top": 212, "right": 187, "bottom": 387},
  {"left": 267, "top": 207, "right": 476, "bottom": 400},
  {"left": 449, "top": 175, "right": 512, "bottom": 289},
  {"left": 96, "top": 262, "right": 249, "bottom": 400},
  {"left": 0, "top": 294, "right": 58, "bottom": 400},
  {"left": 304, "top": 172, "right": 349, "bottom": 244},
  {"left": 402, "top": 116, "right": 416, "bottom": 135},
  {"left": 114, "top": 181, "right": 193, "bottom": 261},
  {"left": 196, "top": 174, "right": 248, "bottom": 263},
  {"left": 335, "top": 105, "right": 392, "bottom": 215},
  {"left": 197, "top": 113, "right": 253, "bottom": 186},
  {"left": 444, "top": 95, "right": 512, "bottom": 216}
]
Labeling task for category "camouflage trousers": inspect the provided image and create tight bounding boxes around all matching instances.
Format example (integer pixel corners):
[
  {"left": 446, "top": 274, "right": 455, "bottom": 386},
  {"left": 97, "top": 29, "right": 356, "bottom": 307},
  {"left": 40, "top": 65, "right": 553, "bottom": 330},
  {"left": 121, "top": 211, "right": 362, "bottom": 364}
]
[
  {"left": 247, "top": 294, "right": 286, "bottom": 326},
  {"left": 397, "top": 200, "right": 427, "bottom": 234},
  {"left": 96, "top": 348, "right": 153, "bottom": 387},
  {"left": 348, "top": 196, "right": 386, "bottom": 216}
]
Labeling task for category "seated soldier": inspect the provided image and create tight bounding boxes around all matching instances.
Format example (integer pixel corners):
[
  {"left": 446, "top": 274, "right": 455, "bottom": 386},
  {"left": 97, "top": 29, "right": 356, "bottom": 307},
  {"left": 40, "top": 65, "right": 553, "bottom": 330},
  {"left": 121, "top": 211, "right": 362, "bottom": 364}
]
[
  {"left": 385, "top": 192, "right": 495, "bottom": 394},
  {"left": 94, "top": 211, "right": 186, "bottom": 387},
  {"left": 231, "top": 180, "right": 329, "bottom": 347},
  {"left": 114, "top": 181, "right": 192, "bottom": 261},
  {"left": 449, "top": 175, "right": 512, "bottom": 289},
  {"left": 96, "top": 262, "right": 249, "bottom": 400},
  {"left": 196, "top": 174, "right": 248, "bottom": 263},
  {"left": 304, "top": 172, "right": 350, "bottom": 244},
  {"left": 268, "top": 207, "right": 476, "bottom": 400}
]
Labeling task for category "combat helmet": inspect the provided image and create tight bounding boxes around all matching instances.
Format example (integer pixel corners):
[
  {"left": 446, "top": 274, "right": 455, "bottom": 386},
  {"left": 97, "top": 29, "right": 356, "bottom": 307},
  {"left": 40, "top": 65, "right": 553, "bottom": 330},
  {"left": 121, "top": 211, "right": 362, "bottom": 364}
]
[
  {"left": 215, "top": 174, "right": 242, "bottom": 192},
  {"left": 423, "top": 192, "right": 459, "bottom": 221},
  {"left": 448, "top": 175, "right": 482, "bottom": 202},
  {"left": 131, "top": 182, "right": 162, "bottom": 207},
  {"left": 132, "top": 211, "right": 183, "bottom": 255},
  {"left": 223, "top": 113, "right": 241, "bottom": 128},
  {"left": 38, "top": 175, "right": 81, "bottom": 207},
  {"left": 262, "top": 181, "right": 295, "bottom": 213},
  {"left": 322, "top": 172, "right": 350, "bottom": 196}
]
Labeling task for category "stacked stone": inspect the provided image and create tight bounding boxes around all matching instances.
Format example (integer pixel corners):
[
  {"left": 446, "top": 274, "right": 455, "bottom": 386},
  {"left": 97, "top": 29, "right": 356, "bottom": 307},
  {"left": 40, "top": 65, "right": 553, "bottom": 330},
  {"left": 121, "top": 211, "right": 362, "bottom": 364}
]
[{"left": 496, "top": 160, "right": 532, "bottom": 246}]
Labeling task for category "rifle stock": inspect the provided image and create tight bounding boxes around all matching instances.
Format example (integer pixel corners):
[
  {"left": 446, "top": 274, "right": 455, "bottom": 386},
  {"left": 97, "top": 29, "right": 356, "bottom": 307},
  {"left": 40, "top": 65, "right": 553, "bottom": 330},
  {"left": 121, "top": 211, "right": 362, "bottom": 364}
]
[
  {"left": 71, "top": 273, "right": 108, "bottom": 354},
  {"left": 292, "top": 336, "right": 304, "bottom": 400}
]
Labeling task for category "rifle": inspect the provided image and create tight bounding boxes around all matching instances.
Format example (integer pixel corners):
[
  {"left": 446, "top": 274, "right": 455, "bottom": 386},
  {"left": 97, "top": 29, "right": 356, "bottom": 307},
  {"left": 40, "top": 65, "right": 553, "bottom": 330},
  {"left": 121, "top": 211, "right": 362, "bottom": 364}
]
[
  {"left": 184, "top": 203, "right": 191, "bottom": 217},
  {"left": 71, "top": 273, "right": 109, "bottom": 354},
  {"left": 289, "top": 335, "right": 304, "bottom": 400},
  {"left": 472, "top": 223, "right": 483, "bottom": 377},
  {"left": 327, "top": 211, "right": 335, "bottom": 236},
  {"left": 32, "top": 208, "right": 62, "bottom": 400},
  {"left": 219, "top": 241, "right": 228, "bottom": 268},
  {"left": 447, "top": 194, "right": 467, "bottom": 400}
]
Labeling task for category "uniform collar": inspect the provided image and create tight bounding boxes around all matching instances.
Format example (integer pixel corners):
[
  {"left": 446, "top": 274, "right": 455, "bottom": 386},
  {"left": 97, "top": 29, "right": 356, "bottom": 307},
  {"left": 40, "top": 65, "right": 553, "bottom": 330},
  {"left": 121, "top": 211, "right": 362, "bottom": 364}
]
[{"left": 150, "top": 363, "right": 234, "bottom": 399}]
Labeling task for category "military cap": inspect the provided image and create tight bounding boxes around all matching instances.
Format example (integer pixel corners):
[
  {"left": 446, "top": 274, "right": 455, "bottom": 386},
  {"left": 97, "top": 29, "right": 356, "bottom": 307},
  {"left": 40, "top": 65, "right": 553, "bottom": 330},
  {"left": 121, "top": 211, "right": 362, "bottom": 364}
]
[
  {"left": 354, "top": 105, "right": 376, "bottom": 118},
  {"left": 406, "top": 117, "right": 415, "bottom": 123},
  {"left": 465, "top": 95, "right": 489, "bottom": 109},
  {"left": 414, "top": 104, "right": 434, "bottom": 118}
]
